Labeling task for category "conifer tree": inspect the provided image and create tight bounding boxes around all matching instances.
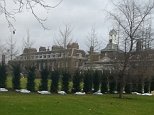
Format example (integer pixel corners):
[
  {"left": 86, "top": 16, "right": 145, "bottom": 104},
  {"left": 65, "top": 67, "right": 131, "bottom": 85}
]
[
  {"left": 101, "top": 70, "right": 109, "bottom": 93},
  {"left": 27, "top": 66, "right": 35, "bottom": 92},
  {"left": 72, "top": 70, "right": 82, "bottom": 93},
  {"left": 50, "top": 70, "right": 60, "bottom": 93},
  {"left": 109, "top": 75, "right": 117, "bottom": 94},
  {"left": 12, "top": 64, "right": 21, "bottom": 89},
  {"left": 61, "top": 71, "right": 70, "bottom": 93},
  {"left": 93, "top": 70, "right": 101, "bottom": 92},
  {"left": 40, "top": 68, "right": 49, "bottom": 91},
  {"left": 83, "top": 70, "right": 93, "bottom": 93},
  {"left": 0, "top": 64, "right": 7, "bottom": 88},
  {"left": 150, "top": 77, "right": 154, "bottom": 92}
]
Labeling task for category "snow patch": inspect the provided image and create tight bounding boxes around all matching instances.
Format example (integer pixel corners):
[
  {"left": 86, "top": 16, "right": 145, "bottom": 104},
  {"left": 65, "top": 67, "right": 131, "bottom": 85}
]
[
  {"left": 58, "top": 91, "right": 66, "bottom": 95},
  {"left": 38, "top": 91, "right": 51, "bottom": 95},
  {"left": 0, "top": 88, "right": 8, "bottom": 92},
  {"left": 16, "top": 89, "right": 30, "bottom": 93},
  {"left": 93, "top": 92, "right": 103, "bottom": 95},
  {"left": 75, "top": 92, "right": 86, "bottom": 95}
]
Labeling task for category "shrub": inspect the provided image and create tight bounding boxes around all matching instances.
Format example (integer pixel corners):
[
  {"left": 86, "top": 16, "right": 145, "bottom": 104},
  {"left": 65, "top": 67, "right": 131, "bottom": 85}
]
[
  {"left": 101, "top": 70, "right": 109, "bottom": 93},
  {"left": 50, "top": 70, "right": 60, "bottom": 93},
  {"left": 0, "top": 64, "right": 7, "bottom": 88},
  {"left": 93, "top": 70, "right": 101, "bottom": 92},
  {"left": 12, "top": 64, "right": 21, "bottom": 89},
  {"left": 150, "top": 77, "right": 154, "bottom": 92},
  {"left": 109, "top": 75, "right": 117, "bottom": 93},
  {"left": 40, "top": 68, "right": 49, "bottom": 91},
  {"left": 125, "top": 83, "right": 132, "bottom": 94},
  {"left": 83, "top": 70, "right": 93, "bottom": 93},
  {"left": 61, "top": 71, "right": 71, "bottom": 93},
  {"left": 72, "top": 70, "right": 82, "bottom": 93},
  {"left": 27, "top": 66, "right": 35, "bottom": 92}
]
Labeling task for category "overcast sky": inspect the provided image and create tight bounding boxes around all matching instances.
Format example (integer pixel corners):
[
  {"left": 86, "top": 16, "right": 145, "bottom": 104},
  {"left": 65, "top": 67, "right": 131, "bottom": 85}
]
[{"left": 0, "top": 0, "right": 115, "bottom": 54}]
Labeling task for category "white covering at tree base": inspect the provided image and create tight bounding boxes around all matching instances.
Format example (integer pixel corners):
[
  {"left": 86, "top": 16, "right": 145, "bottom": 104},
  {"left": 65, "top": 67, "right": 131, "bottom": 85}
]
[
  {"left": 38, "top": 91, "right": 51, "bottom": 95},
  {"left": 58, "top": 91, "right": 66, "bottom": 95},
  {"left": 75, "top": 92, "right": 86, "bottom": 95},
  {"left": 0, "top": 88, "right": 8, "bottom": 92},
  {"left": 93, "top": 90, "right": 103, "bottom": 95},
  {"left": 93, "top": 92, "right": 103, "bottom": 95},
  {"left": 16, "top": 89, "right": 30, "bottom": 93},
  {"left": 132, "top": 92, "right": 153, "bottom": 96}
]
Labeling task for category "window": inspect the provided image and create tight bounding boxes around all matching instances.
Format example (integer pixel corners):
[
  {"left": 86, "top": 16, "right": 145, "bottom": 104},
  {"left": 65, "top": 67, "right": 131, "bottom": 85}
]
[
  {"left": 48, "top": 55, "right": 50, "bottom": 58},
  {"left": 39, "top": 55, "right": 42, "bottom": 58},
  {"left": 36, "top": 55, "right": 38, "bottom": 59},
  {"left": 31, "top": 56, "right": 34, "bottom": 59},
  {"left": 43, "top": 55, "right": 46, "bottom": 58}
]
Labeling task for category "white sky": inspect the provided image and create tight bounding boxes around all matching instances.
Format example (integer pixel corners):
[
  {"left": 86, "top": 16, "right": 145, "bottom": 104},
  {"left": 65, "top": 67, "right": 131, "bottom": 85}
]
[{"left": 0, "top": 0, "right": 116, "bottom": 54}]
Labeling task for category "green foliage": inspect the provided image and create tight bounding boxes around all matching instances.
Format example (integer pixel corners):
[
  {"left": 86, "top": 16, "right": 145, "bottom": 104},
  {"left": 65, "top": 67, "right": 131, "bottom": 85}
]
[
  {"left": 61, "top": 71, "right": 71, "bottom": 93},
  {"left": 125, "top": 83, "right": 132, "bottom": 94},
  {"left": 150, "top": 77, "right": 154, "bottom": 92},
  {"left": 131, "top": 83, "right": 138, "bottom": 92},
  {"left": 27, "top": 66, "right": 35, "bottom": 92},
  {"left": 93, "top": 70, "right": 101, "bottom": 92},
  {"left": 137, "top": 83, "right": 143, "bottom": 93},
  {"left": 101, "top": 70, "right": 109, "bottom": 93},
  {"left": 83, "top": 70, "right": 93, "bottom": 93},
  {"left": 144, "top": 81, "right": 150, "bottom": 93},
  {"left": 50, "top": 70, "right": 60, "bottom": 93},
  {"left": 72, "top": 70, "right": 82, "bottom": 93},
  {"left": 40, "top": 68, "right": 49, "bottom": 91},
  {"left": 0, "top": 64, "right": 7, "bottom": 88},
  {"left": 12, "top": 64, "right": 21, "bottom": 89},
  {"left": 109, "top": 75, "right": 117, "bottom": 93}
]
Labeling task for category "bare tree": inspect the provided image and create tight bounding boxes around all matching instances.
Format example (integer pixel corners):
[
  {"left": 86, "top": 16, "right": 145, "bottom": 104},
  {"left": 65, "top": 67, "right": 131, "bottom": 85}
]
[
  {"left": 86, "top": 26, "right": 101, "bottom": 52},
  {"left": 6, "top": 33, "right": 18, "bottom": 60},
  {"left": 109, "top": 0, "right": 154, "bottom": 98},
  {"left": 23, "top": 29, "right": 34, "bottom": 49},
  {"left": 55, "top": 25, "right": 73, "bottom": 49},
  {"left": 0, "top": 0, "right": 63, "bottom": 30},
  {"left": 133, "top": 20, "right": 154, "bottom": 93},
  {"left": 22, "top": 29, "right": 35, "bottom": 68},
  {"left": 54, "top": 25, "right": 73, "bottom": 71},
  {"left": 86, "top": 26, "right": 101, "bottom": 69},
  {"left": 0, "top": 41, "right": 5, "bottom": 63}
]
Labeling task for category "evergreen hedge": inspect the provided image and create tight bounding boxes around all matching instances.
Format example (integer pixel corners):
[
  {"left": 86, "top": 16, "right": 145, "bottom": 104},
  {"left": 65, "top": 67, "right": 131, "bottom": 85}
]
[
  {"left": 61, "top": 71, "right": 70, "bottom": 93},
  {"left": 101, "top": 70, "right": 109, "bottom": 93},
  {"left": 27, "top": 66, "right": 35, "bottom": 92},
  {"left": 72, "top": 70, "right": 82, "bottom": 93},
  {"left": 50, "top": 70, "right": 60, "bottom": 93},
  {"left": 40, "top": 68, "right": 49, "bottom": 91},
  {"left": 93, "top": 70, "right": 101, "bottom": 92},
  {"left": 0, "top": 64, "right": 7, "bottom": 88},
  {"left": 83, "top": 70, "right": 93, "bottom": 93},
  {"left": 12, "top": 64, "right": 21, "bottom": 90}
]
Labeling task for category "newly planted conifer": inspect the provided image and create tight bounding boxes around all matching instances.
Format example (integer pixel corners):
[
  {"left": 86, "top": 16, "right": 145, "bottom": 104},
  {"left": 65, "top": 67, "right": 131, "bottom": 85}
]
[{"left": 12, "top": 64, "right": 21, "bottom": 89}]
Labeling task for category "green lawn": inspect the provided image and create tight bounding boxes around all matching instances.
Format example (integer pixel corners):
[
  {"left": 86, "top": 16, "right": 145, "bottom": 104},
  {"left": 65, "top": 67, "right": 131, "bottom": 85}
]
[{"left": 0, "top": 92, "right": 154, "bottom": 115}]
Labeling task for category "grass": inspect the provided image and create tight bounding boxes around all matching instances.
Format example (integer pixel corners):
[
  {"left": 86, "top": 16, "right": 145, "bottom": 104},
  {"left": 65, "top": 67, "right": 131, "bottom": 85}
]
[
  {"left": 3, "top": 76, "right": 154, "bottom": 115},
  {"left": 0, "top": 92, "right": 154, "bottom": 115}
]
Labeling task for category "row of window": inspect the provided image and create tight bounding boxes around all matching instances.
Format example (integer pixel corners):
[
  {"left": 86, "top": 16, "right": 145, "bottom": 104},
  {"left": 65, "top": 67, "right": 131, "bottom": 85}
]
[{"left": 16, "top": 53, "right": 83, "bottom": 60}]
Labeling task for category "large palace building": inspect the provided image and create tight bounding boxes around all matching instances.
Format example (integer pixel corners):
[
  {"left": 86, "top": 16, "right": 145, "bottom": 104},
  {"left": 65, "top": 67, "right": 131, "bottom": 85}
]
[
  {"left": 10, "top": 42, "right": 86, "bottom": 74},
  {"left": 9, "top": 29, "right": 154, "bottom": 78}
]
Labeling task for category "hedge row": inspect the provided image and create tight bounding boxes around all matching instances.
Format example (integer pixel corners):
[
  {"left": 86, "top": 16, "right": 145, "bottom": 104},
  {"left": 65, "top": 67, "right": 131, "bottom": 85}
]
[{"left": 1, "top": 64, "right": 154, "bottom": 93}]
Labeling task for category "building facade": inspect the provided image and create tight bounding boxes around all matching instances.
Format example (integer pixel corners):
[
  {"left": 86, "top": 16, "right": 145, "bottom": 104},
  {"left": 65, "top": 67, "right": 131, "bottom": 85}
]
[{"left": 10, "top": 43, "right": 86, "bottom": 74}]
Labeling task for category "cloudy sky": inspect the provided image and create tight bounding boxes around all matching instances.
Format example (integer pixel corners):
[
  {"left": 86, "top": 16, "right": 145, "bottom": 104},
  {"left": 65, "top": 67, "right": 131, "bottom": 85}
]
[{"left": 0, "top": 0, "right": 115, "bottom": 54}]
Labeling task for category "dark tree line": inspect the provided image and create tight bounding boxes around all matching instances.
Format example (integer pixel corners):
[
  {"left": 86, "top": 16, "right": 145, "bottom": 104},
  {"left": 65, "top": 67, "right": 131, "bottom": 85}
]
[
  {"left": 1, "top": 64, "right": 154, "bottom": 94},
  {"left": 0, "top": 64, "right": 7, "bottom": 88}
]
